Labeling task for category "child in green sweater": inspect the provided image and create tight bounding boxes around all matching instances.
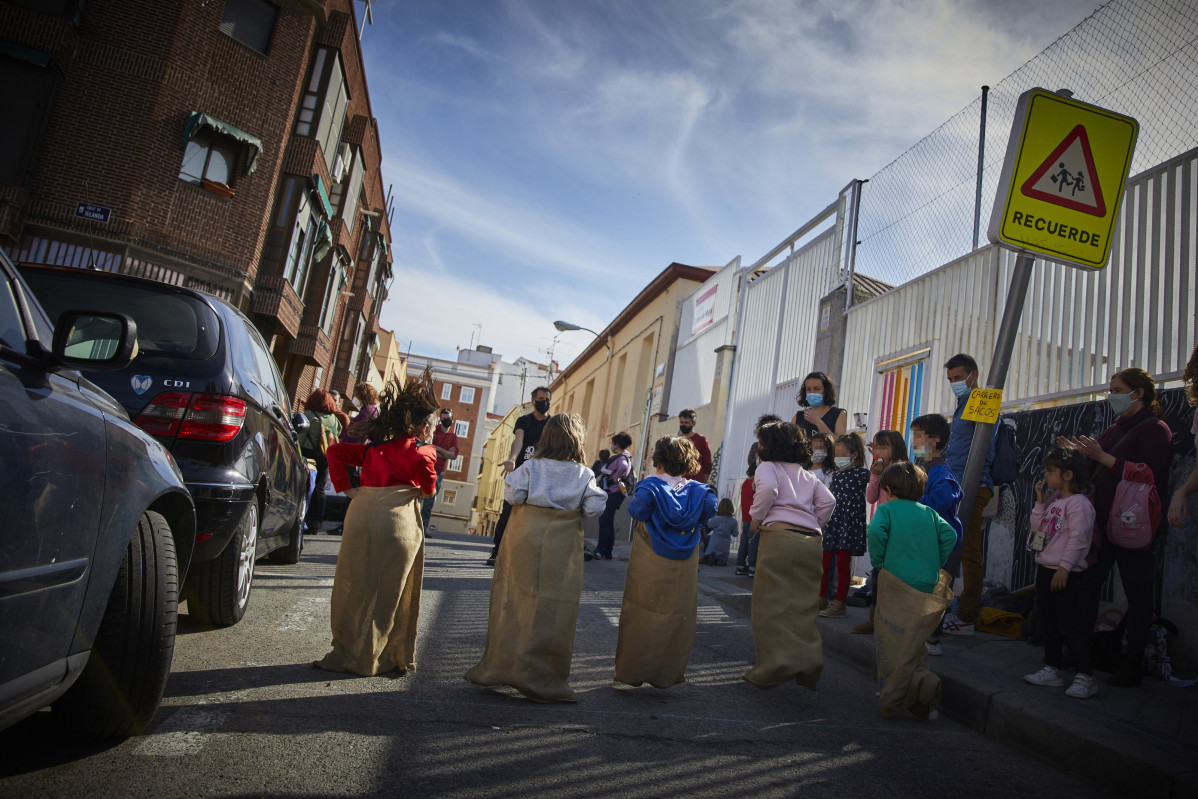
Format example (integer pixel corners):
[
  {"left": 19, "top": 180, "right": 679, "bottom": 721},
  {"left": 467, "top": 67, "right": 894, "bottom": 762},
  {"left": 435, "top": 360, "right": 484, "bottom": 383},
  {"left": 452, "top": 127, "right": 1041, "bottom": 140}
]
[{"left": 867, "top": 462, "right": 958, "bottom": 720}]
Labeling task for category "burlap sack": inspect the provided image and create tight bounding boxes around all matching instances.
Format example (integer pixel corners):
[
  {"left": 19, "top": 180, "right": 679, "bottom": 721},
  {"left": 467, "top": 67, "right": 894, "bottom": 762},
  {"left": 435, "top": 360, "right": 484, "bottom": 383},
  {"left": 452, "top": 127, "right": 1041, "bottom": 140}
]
[
  {"left": 743, "top": 524, "right": 824, "bottom": 690},
  {"left": 613, "top": 521, "right": 699, "bottom": 688},
  {"left": 874, "top": 568, "right": 953, "bottom": 718},
  {"left": 315, "top": 485, "right": 424, "bottom": 676},
  {"left": 465, "top": 504, "right": 586, "bottom": 703}
]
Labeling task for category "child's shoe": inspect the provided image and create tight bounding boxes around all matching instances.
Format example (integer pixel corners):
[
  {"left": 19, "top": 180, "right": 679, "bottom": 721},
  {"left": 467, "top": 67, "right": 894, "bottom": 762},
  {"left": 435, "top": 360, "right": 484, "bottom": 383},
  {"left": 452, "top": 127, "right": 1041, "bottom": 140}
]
[
  {"left": 1023, "top": 665, "right": 1065, "bottom": 687},
  {"left": 1065, "top": 673, "right": 1098, "bottom": 699},
  {"left": 819, "top": 600, "right": 847, "bottom": 618},
  {"left": 925, "top": 638, "right": 942, "bottom": 656},
  {"left": 851, "top": 606, "right": 875, "bottom": 634},
  {"left": 941, "top": 612, "right": 975, "bottom": 636}
]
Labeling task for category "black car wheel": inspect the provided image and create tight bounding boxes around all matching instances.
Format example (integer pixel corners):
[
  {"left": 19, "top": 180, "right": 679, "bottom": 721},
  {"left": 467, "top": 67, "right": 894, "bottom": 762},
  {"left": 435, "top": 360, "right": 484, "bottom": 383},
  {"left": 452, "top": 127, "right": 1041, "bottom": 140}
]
[
  {"left": 184, "top": 502, "right": 258, "bottom": 626},
  {"left": 268, "top": 495, "right": 305, "bottom": 565},
  {"left": 52, "top": 511, "right": 178, "bottom": 738}
]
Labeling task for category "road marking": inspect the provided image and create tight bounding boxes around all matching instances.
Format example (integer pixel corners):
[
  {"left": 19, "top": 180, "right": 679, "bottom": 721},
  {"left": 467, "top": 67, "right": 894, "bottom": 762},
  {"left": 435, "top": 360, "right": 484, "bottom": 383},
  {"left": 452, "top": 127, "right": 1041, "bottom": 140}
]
[{"left": 278, "top": 595, "right": 329, "bottom": 631}]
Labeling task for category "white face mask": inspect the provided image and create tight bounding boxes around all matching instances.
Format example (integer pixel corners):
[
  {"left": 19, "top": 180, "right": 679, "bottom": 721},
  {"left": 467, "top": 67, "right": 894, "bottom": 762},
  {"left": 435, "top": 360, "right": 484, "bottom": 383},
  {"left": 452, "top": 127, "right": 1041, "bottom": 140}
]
[
  {"left": 833, "top": 456, "right": 852, "bottom": 470},
  {"left": 811, "top": 450, "right": 827, "bottom": 463},
  {"left": 351, "top": 397, "right": 362, "bottom": 409}
]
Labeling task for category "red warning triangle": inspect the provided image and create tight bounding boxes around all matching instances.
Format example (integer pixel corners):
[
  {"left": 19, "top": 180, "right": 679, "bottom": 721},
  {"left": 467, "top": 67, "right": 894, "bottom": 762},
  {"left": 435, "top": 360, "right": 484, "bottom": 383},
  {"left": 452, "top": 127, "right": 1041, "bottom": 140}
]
[{"left": 1021, "top": 125, "right": 1106, "bottom": 216}]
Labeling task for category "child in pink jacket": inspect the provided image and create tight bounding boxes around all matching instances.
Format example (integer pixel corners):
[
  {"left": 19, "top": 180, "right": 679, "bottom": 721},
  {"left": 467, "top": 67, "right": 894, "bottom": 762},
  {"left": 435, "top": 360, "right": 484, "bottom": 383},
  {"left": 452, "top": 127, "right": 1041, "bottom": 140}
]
[{"left": 1024, "top": 447, "right": 1097, "bottom": 700}]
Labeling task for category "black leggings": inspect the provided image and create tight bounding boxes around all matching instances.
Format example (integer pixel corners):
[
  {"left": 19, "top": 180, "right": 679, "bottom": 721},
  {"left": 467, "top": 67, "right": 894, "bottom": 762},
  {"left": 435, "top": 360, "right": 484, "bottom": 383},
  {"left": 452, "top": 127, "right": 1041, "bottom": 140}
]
[{"left": 1036, "top": 565, "right": 1092, "bottom": 674}]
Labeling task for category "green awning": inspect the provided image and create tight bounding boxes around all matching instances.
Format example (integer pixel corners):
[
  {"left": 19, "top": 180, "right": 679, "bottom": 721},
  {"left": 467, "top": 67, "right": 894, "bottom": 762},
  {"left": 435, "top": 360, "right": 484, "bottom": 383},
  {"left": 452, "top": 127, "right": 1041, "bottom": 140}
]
[
  {"left": 0, "top": 43, "right": 52, "bottom": 68},
  {"left": 311, "top": 174, "right": 334, "bottom": 219},
  {"left": 313, "top": 219, "right": 334, "bottom": 261},
  {"left": 182, "top": 111, "right": 263, "bottom": 176}
]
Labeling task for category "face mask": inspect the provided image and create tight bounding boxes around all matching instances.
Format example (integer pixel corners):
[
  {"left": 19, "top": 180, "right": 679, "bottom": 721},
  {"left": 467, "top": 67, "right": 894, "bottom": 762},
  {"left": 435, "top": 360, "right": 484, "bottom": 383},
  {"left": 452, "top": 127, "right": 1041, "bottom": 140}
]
[
  {"left": 806, "top": 393, "right": 824, "bottom": 408},
  {"left": 912, "top": 445, "right": 932, "bottom": 460},
  {"left": 811, "top": 450, "right": 827, "bottom": 463},
  {"left": 441, "top": 418, "right": 452, "bottom": 429},
  {"left": 679, "top": 424, "right": 694, "bottom": 434},
  {"left": 950, "top": 380, "right": 971, "bottom": 398},
  {"left": 534, "top": 399, "right": 550, "bottom": 413},
  {"left": 833, "top": 456, "right": 852, "bottom": 470},
  {"left": 351, "top": 397, "right": 361, "bottom": 409},
  {"left": 1107, "top": 392, "right": 1136, "bottom": 415}
]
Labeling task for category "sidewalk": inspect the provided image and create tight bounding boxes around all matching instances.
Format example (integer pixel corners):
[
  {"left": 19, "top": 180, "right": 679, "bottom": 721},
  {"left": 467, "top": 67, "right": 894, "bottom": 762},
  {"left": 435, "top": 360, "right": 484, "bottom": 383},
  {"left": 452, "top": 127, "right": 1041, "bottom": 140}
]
[{"left": 693, "top": 565, "right": 1198, "bottom": 798}]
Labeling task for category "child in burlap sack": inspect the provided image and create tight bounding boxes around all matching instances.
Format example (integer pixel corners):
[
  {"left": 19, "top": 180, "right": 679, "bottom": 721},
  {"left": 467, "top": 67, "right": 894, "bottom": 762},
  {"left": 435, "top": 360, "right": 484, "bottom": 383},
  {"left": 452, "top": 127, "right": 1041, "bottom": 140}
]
[{"left": 867, "top": 462, "right": 957, "bottom": 719}]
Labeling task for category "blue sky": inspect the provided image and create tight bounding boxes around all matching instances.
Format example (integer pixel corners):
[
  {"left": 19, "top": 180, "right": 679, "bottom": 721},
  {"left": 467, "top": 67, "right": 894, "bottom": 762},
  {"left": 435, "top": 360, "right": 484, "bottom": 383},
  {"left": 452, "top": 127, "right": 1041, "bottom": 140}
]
[{"left": 357, "top": 0, "right": 1103, "bottom": 371}]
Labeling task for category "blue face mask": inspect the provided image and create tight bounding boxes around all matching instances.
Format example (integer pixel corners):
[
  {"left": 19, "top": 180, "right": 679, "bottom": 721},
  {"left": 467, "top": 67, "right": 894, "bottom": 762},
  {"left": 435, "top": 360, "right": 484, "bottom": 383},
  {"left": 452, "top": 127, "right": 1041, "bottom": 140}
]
[
  {"left": 1107, "top": 392, "right": 1136, "bottom": 415},
  {"left": 806, "top": 393, "right": 824, "bottom": 408},
  {"left": 912, "top": 445, "right": 932, "bottom": 460},
  {"left": 833, "top": 456, "right": 852, "bottom": 470},
  {"left": 950, "top": 380, "right": 971, "bottom": 398}
]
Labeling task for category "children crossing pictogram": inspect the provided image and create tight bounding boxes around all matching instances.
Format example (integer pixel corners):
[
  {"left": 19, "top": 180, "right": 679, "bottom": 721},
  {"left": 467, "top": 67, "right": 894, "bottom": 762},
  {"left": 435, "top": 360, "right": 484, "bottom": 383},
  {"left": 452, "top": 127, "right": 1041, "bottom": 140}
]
[{"left": 1020, "top": 125, "right": 1106, "bottom": 216}]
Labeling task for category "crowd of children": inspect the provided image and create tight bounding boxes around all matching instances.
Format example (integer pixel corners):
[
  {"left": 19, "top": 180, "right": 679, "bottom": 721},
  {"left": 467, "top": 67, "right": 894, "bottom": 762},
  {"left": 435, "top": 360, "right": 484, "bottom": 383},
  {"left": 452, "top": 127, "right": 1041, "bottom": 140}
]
[{"left": 315, "top": 352, "right": 1198, "bottom": 721}]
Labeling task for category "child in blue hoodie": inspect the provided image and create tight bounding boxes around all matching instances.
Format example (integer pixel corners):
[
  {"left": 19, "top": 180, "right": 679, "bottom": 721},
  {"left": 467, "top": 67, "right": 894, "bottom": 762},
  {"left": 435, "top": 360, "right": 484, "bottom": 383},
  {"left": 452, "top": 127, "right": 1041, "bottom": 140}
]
[
  {"left": 910, "top": 414, "right": 963, "bottom": 656},
  {"left": 613, "top": 436, "right": 717, "bottom": 688}
]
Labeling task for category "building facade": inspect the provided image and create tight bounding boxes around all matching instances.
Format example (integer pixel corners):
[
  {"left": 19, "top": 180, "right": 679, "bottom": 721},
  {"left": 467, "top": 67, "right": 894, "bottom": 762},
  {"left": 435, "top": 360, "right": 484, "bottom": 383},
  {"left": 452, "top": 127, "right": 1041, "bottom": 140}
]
[
  {"left": 549, "top": 262, "right": 714, "bottom": 475},
  {"left": 406, "top": 352, "right": 495, "bottom": 535},
  {"left": 0, "top": 0, "right": 392, "bottom": 409}
]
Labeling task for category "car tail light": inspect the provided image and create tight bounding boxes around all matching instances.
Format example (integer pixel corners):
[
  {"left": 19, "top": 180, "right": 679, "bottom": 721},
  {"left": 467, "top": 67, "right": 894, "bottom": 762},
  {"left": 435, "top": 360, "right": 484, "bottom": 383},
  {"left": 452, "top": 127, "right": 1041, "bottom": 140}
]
[
  {"left": 135, "top": 392, "right": 191, "bottom": 437},
  {"left": 135, "top": 393, "right": 247, "bottom": 442},
  {"left": 180, "top": 395, "right": 247, "bottom": 442}
]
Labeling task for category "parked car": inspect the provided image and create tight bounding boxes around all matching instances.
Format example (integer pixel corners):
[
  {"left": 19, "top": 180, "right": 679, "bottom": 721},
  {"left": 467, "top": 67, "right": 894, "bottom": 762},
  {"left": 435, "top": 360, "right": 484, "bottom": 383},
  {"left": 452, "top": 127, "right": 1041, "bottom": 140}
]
[
  {"left": 0, "top": 250, "right": 195, "bottom": 737},
  {"left": 20, "top": 264, "right": 311, "bottom": 627}
]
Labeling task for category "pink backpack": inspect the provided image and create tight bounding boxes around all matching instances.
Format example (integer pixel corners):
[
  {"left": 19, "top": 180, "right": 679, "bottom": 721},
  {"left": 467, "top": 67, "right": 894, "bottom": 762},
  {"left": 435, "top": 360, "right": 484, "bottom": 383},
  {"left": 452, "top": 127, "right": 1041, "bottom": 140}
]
[{"left": 1107, "top": 461, "right": 1161, "bottom": 550}]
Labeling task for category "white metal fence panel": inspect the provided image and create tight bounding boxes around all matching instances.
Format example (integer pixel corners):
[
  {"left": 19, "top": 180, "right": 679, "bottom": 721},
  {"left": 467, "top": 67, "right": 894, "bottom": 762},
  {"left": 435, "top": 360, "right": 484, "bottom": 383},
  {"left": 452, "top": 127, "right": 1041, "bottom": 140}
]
[
  {"left": 840, "top": 147, "right": 1198, "bottom": 439},
  {"left": 776, "top": 231, "right": 841, "bottom": 385},
  {"left": 720, "top": 266, "right": 786, "bottom": 498}
]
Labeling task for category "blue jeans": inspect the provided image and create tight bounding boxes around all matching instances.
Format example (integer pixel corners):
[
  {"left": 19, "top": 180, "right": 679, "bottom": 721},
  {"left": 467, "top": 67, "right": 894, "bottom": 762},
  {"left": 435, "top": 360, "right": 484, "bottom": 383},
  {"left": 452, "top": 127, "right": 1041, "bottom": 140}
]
[
  {"left": 421, "top": 471, "right": 445, "bottom": 532},
  {"left": 595, "top": 491, "right": 625, "bottom": 558},
  {"left": 735, "top": 520, "right": 758, "bottom": 568}
]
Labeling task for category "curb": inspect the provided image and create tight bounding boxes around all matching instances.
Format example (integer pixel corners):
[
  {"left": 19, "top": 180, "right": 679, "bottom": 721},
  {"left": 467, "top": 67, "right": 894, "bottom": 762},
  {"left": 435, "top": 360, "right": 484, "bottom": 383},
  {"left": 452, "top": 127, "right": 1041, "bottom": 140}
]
[{"left": 696, "top": 575, "right": 1198, "bottom": 798}]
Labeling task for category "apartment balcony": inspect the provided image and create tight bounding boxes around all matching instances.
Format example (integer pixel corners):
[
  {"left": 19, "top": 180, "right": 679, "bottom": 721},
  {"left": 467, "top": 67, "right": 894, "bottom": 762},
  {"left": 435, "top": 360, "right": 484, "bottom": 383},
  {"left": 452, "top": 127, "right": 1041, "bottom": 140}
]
[{"left": 252, "top": 274, "right": 304, "bottom": 337}]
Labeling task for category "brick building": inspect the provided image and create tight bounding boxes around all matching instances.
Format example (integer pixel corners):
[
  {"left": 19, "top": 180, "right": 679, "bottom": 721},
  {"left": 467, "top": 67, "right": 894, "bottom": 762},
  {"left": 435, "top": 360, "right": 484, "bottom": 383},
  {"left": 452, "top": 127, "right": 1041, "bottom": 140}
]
[
  {"left": 406, "top": 352, "right": 497, "bottom": 535},
  {"left": 0, "top": 0, "right": 393, "bottom": 407}
]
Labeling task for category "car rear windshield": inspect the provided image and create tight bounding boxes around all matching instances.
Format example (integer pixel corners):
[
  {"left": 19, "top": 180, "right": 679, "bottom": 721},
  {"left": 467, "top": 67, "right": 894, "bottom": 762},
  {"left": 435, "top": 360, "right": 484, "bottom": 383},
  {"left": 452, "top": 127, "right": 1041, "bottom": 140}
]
[{"left": 21, "top": 270, "right": 220, "bottom": 359}]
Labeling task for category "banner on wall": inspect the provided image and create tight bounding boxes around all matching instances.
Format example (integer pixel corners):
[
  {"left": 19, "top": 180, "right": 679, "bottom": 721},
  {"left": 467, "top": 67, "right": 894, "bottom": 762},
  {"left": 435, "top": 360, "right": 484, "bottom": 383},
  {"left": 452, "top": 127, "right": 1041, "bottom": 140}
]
[{"left": 691, "top": 284, "right": 718, "bottom": 336}]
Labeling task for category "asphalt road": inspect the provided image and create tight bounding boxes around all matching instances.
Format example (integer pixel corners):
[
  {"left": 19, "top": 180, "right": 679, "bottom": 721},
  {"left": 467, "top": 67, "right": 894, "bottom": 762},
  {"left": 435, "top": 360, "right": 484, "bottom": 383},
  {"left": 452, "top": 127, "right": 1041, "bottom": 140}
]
[{"left": 0, "top": 532, "right": 1101, "bottom": 798}]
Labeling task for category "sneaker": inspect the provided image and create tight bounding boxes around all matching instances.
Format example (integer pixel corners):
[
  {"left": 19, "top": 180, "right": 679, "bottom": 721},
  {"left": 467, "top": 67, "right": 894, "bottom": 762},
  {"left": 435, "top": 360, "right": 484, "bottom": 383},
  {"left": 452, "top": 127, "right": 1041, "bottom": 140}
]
[
  {"left": 1023, "top": 665, "right": 1065, "bottom": 687},
  {"left": 485, "top": 556, "right": 496, "bottom": 567},
  {"left": 925, "top": 639, "right": 942, "bottom": 656},
  {"left": 1066, "top": 673, "right": 1098, "bottom": 699},
  {"left": 819, "top": 600, "right": 847, "bottom": 618},
  {"left": 941, "top": 612, "right": 975, "bottom": 636},
  {"left": 734, "top": 566, "right": 749, "bottom": 576}
]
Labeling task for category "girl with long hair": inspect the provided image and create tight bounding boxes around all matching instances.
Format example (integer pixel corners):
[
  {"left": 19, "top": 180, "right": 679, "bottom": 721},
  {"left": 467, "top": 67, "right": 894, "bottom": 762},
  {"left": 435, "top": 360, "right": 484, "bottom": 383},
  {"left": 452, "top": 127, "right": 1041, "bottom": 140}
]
[{"left": 314, "top": 370, "right": 439, "bottom": 676}]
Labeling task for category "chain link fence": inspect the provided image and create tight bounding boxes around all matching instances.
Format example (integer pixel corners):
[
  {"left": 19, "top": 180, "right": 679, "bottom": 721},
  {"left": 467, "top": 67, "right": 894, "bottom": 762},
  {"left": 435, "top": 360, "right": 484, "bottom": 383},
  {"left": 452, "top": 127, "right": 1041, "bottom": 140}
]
[{"left": 854, "top": 0, "right": 1198, "bottom": 287}]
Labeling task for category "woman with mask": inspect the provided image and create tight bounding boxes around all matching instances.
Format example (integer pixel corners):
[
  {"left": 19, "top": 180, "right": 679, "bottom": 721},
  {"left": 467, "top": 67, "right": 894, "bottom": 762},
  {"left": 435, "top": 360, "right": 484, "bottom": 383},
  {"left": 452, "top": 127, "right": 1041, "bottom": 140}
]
[
  {"left": 794, "top": 372, "right": 847, "bottom": 439},
  {"left": 1057, "top": 368, "right": 1172, "bottom": 687},
  {"left": 340, "top": 383, "right": 380, "bottom": 444}
]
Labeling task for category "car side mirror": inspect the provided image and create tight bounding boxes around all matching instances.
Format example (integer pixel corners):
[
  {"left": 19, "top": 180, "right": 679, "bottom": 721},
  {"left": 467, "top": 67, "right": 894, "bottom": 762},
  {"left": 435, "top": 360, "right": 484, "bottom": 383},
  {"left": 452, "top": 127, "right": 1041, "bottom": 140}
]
[
  {"left": 291, "top": 411, "right": 310, "bottom": 433},
  {"left": 51, "top": 310, "right": 138, "bottom": 371}
]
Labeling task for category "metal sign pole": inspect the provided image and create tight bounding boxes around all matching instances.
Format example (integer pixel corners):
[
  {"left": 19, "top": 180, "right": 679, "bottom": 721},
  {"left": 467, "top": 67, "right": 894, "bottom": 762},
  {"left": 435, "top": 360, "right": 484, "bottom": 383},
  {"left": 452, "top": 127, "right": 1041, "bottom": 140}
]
[{"left": 956, "top": 252, "right": 1036, "bottom": 520}]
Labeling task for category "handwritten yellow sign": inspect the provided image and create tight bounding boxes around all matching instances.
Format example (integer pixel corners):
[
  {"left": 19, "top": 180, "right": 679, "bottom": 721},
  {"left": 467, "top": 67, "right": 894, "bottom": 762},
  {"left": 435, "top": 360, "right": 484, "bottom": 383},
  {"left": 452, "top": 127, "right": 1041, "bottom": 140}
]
[{"left": 961, "top": 388, "right": 1004, "bottom": 423}]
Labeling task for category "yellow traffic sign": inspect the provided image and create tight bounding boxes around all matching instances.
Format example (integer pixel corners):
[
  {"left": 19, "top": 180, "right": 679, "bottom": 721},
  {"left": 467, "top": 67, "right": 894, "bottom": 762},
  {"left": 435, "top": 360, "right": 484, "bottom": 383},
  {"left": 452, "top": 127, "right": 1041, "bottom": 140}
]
[{"left": 988, "top": 88, "right": 1137, "bottom": 270}]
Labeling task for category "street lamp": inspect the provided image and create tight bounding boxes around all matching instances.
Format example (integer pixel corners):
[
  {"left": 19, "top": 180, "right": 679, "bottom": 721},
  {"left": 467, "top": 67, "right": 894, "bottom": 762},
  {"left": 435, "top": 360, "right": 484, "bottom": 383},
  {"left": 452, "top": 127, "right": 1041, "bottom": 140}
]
[{"left": 553, "top": 320, "right": 600, "bottom": 336}]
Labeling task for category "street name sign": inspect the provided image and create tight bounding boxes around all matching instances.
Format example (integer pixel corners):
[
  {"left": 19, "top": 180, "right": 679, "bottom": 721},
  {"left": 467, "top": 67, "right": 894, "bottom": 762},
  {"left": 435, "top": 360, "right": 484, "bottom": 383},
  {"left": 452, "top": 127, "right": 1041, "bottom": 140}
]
[
  {"left": 987, "top": 88, "right": 1137, "bottom": 270},
  {"left": 75, "top": 202, "right": 112, "bottom": 223}
]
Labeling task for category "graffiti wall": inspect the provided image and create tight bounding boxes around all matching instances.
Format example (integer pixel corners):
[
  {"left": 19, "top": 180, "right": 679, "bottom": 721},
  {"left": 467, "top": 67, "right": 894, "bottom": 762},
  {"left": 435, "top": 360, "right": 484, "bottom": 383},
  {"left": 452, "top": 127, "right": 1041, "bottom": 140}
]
[{"left": 985, "top": 387, "right": 1197, "bottom": 671}]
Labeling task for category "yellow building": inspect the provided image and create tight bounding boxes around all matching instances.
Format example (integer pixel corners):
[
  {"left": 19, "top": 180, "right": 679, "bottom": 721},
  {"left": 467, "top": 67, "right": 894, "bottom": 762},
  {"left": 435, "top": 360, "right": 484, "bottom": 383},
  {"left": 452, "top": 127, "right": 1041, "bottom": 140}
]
[
  {"left": 475, "top": 404, "right": 527, "bottom": 537},
  {"left": 550, "top": 263, "right": 715, "bottom": 475}
]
